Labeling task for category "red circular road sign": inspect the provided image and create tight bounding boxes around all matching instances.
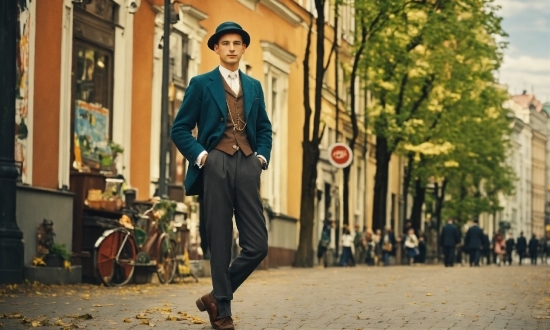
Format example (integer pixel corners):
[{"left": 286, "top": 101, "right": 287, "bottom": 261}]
[{"left": 328, "top": 143, "right": 353, "bottom": 168}]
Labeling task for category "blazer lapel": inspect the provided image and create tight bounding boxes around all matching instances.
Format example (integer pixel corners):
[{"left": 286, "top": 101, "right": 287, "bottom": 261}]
[
  {"left": 241, "top": 72, "right": 254, "bottom": 118},
  {"left": 207, "top": 68, "right": 227, "bottom": 118}
]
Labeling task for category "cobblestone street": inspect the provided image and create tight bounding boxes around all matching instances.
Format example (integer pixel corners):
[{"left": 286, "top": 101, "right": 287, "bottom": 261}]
[{"left": 1, "top": 264, "right": 549, "bottom": 329}]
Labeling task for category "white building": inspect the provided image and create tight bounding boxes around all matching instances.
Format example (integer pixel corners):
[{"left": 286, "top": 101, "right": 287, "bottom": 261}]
[{"left": 499, "top": 97, "right": 533, "bottom": 238}]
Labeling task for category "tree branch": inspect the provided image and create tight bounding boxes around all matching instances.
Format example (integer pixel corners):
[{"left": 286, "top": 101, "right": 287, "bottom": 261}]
[
  {"left": 395, "top": 73, "right": 409, "bottom": 116},
  {"left": 303, "top": 13, "right": 314, "bottom": 143}
]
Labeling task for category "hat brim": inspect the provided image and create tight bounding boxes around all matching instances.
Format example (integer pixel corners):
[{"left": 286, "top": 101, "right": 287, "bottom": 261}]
[{"left": 207, "top": 29, "right": 250, "bottom": 50}]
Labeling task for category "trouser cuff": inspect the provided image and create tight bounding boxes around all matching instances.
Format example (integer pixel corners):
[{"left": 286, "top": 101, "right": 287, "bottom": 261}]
[{"left": 217, "top": 299, "right": 232, "bottom": 318}]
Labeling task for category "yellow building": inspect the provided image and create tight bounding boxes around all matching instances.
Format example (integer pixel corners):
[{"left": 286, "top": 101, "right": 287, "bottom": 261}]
[{"left": 12, "top": 0, "right": 405, "bottom": 274}]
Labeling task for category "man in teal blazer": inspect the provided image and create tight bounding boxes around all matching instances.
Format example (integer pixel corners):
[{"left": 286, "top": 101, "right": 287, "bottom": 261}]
[
  {"left": 171, "top": 22, "right": 272, "bottom": 330},
  {"left": 171, "top": 66, "right": 272, "bottom": 195}
]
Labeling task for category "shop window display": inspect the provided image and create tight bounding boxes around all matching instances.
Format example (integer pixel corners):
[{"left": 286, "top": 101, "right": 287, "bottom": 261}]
[{"left": 73, "top": 45, "right": 113, "bottom": 171}]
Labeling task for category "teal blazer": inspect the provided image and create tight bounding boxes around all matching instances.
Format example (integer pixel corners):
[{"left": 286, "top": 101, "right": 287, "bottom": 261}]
[{"left": 171, "top": 67, "right": 273, "bottom": 196}]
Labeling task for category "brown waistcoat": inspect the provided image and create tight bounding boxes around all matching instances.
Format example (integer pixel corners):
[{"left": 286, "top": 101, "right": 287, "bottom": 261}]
[{"left": 214, "top": 76, "right": 253, "bottom": 156}]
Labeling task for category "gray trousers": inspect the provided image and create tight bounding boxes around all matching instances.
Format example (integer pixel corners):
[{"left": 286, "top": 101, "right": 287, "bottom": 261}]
[{"left": 203, "top": 149, "right": 268, "bottom": 318}]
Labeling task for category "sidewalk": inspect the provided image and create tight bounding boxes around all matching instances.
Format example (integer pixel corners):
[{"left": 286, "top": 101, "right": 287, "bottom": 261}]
[{"left": 1, "top": 264, "right": 549, "bottom": 329}]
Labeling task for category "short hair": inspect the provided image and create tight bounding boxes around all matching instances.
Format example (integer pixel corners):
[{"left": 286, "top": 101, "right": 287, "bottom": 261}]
[{"left": 472, "top": 218, "right": 479, "bottom": 224}]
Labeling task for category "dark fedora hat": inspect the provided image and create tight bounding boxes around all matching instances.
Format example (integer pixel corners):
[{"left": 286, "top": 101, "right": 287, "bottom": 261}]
[{"left": 207, "top": 21, "right": 250, "bottom": 50}]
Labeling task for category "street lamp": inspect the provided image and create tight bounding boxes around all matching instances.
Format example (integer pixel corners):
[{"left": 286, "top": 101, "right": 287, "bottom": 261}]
[
  {"left": 0, "top": 0, "right": 24, "bottom": 284},
  {"left": 132, "top": 0, "right": 179, "bottom": 198}
]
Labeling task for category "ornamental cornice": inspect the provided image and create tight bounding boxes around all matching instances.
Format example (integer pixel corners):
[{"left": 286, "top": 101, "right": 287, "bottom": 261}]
[
  {"left": 260, "top": 40, "right": 296, "bottom": 74},
  {"left": 259, "top": 0, "right": 302, "bottom": 26}
]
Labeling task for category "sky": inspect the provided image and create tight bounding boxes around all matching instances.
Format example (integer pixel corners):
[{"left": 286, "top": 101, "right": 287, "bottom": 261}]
[{"left": 495, "top": 0, "right": 550, "bottom": 103}]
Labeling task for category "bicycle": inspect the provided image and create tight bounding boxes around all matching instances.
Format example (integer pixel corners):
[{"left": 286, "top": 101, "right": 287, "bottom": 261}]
[{"left": 93, "top": 200, "right": 177, "bottom": 286}]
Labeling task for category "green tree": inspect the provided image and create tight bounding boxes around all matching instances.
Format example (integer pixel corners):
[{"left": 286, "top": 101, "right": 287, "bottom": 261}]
[
  {"left": 362, "top": 0, "right": 507, "bottom": 230},
  {"left": 403, "top": 83, "right": 514, "bottom": 231},
  {"left": 295, "top": 0, "right": 333, "bottom": 267},
  {"left": 341, "top": 0, "right": 416, "bottom": 228}
]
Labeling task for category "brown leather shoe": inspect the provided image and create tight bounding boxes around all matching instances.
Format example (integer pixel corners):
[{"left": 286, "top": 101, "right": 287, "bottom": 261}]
[
  {"left": 196, "top": 292, "right": 219, "bottom": 327},
  {"left": 212, "top": 316, "right": 234, "bottom": 330}
]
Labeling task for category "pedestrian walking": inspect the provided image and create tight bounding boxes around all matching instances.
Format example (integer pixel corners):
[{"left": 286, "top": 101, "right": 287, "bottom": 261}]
[
  {"left": 364, "top": 230, "right": 375, "bottom": 265},
  {"left": 317, "top": 219, "right": 333, "bottom": 267},
  {"left": 481, "top": 228, "right": 492, "bottom": 265},
  {"left": 516, "top": 232, "right": 527, "bottom": 265},
  {"left": 416, "top": 232, "right": 427, "bottom": 264},
  {"left": 539, "top": 234, "right": 548, "bottom": 265},
  {"left": 404, "top": 228, "right": 419, "bottom": 266},
  {"left": 490, "top": 232, "right": 502, "bottom": 264},
  {"left": 493, "top": 233, "right": 506, "bottom": 266},
  {"left": 505, "top": 233, "right": 515, "bottom": 265},
  {"left": 380, "top": 227, "right": 396, "bottom": 266},
  {"left": 528, "top": 234, "right": 539, "bottom": 265},
  {"left": 464, "top": 218, "right": 484, "bottom": 267},
  {"left": 339, "top": 228, "right": 355, "bottom": 267},
  {"left": 372, "top": 229, "right": 382, "bottom": 265},
  {"left": 171, "top": 21, "right": 272, "bottom": 330},
  {"left": 440, "top": 218, "right": 460, "bottom": 267},
  {"left": 353, "top": 224, "right": 365, "bottom": 265},
  {"left": 403, "top": 220, "right": 413, "bottom": 238}
]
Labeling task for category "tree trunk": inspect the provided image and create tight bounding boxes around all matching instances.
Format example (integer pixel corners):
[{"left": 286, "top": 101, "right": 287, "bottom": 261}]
[
  {"left": 410, "top": 178, "right": 426, "bottom": 231},
  {"left": 434, "top": 178, "right": 447, "bottom": 233},
  {"left": 456, "top": 173, "right": 467, "bottom": 223},
  {"left": 372, "top": 135, "right": 392, "bottom": 231},
  {"left": 294, "top": 141, "right": 320, "bottom": 267},
  {"left": 402, "top": 153, "right": 414, "bottom": 224}
]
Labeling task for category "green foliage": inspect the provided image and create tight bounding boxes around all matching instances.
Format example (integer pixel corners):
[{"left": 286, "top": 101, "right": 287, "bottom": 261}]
[
  {"left": 108, "top": 141, "right": 124, "bottom": 155},
  {"left": 352, "top": 0, "right": 512, "bottom": 225},
  {"left": 49, "top": 243, "right": 72, "bottom": 261},
  {"left": 155, "top": 199, "right": 177, "bottom": 224}
]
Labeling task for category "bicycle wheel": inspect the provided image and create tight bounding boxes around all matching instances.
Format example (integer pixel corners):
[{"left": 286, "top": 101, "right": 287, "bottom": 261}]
[
  {"left": 95, "top": 228, "right": 137, "bottom": 286},
  {"left": 156, "top": 237, "right": 177, "bottom": 284}
]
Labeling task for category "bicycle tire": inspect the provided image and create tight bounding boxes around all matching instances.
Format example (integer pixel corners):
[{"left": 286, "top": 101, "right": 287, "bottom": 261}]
[
  {"left": 156, "top": 236, "right": 177, "bottom": 284},
  {"left": 94, "top": 228, "right": 137, "bottom": 286}
]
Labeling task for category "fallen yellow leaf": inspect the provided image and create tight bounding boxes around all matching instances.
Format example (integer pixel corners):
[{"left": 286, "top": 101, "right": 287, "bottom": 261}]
[
  {"left": 123, "top": 318, "right": 131, "bottom": 323},
  {"left": 426, "top": 293, "right": 432, "bottom": 296},
  {"left": 192, "top": 317, "right": 206, "bottom": 324},
  {"left": 53, "top": 319, "right": 69, "bottom": 326}
]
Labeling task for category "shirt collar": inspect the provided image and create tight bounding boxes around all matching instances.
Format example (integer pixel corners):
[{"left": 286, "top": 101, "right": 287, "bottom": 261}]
[{"left": 219, "top": 65, "right": 239, "bottom": 79}]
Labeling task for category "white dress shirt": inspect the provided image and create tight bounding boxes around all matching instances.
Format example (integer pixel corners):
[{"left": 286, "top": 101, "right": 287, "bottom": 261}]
[{"left": 219, "top": 65, "right": 240, "bottom": 96}]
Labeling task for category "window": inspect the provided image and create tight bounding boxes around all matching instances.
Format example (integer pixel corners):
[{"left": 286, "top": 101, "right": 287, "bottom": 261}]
[
  {"left": 75, "top": 45, "right": 112, "bottom": 110},
  {"left": 72, "top": 4, "right": 116, "bottom": 172},
  {"left": 260, "top": 41, "right": 296, "bottom": 213}
]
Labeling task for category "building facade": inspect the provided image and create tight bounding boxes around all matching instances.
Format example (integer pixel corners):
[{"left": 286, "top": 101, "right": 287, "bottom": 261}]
[
  {"left": 511, "top": 93, "right": 547, "bottom": 238},
  {"left": 501, "top": 98, "right": 530, "bottom": 237},
  {"left": 10, "top": 0, "right": 410, "bottom": 275}
]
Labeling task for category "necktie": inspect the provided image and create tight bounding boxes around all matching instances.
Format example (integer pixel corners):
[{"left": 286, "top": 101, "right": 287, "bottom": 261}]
[{"left": 228, "top": 72, "right": 238, "bottom": 96}]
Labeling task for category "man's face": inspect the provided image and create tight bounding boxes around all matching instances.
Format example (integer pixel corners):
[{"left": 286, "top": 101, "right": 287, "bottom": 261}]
[{"left": 214, "top": 33, "right": 246, "bottom": 70}]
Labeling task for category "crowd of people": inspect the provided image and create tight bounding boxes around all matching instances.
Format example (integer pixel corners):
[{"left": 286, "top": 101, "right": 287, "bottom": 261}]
[
  {"left": 442, "top": 217, "right": 548, "bottom": 267},
  {"left": 317, "top": 217, "right": 549, "bottom": 268}
]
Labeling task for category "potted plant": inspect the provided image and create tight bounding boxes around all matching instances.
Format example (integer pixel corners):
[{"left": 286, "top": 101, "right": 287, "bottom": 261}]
[
  {"left": 45, "top": 243, "right": 72, "bottom": 268},
  {"left": 108, "top": 141, "right": 124, "bottom": 175}
]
